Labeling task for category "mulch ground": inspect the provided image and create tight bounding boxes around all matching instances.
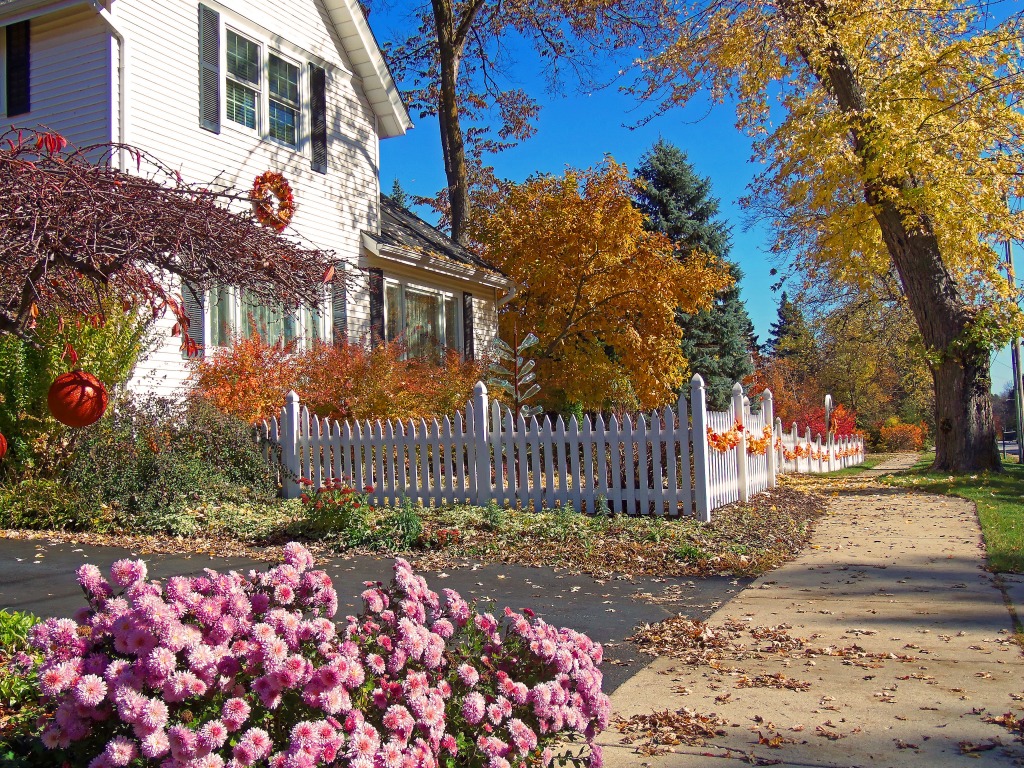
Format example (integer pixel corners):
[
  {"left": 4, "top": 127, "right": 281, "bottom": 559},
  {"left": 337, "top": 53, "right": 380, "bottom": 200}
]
[{"left": 0, "top": 483, "right": 825, "bottom": 580}]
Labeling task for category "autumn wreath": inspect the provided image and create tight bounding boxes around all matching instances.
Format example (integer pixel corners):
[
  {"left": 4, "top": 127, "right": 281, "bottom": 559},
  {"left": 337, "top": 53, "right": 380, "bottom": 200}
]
[{"left": 250, "top": 171, "right": 296, "bottom": 232}]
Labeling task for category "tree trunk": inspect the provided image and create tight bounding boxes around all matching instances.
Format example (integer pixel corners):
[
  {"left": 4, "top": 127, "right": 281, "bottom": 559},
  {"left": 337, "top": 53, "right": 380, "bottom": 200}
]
[
  {"left": 430, "top": 0, "right": 473, "bottom": 244},
  {"left": 789, "top": 16, "right": 1002, "bottom": 472}
]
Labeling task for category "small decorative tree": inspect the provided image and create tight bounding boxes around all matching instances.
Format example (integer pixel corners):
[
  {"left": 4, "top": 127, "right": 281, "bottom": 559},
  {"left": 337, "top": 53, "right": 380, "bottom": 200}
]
[{"left": 487, "top": 332, "right": 543, "bottom": 417}]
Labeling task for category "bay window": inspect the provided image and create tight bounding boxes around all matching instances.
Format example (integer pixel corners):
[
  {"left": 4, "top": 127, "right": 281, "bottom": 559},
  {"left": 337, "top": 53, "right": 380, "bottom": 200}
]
[{"left": 383, "top": 279, "right": 462, "bottom": 359}]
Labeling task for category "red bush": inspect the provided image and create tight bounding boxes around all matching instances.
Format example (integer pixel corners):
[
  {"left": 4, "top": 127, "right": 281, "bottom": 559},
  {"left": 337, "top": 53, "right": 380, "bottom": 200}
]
[{"left": 189, "top": 334, "right": 484, "bottom": 424}]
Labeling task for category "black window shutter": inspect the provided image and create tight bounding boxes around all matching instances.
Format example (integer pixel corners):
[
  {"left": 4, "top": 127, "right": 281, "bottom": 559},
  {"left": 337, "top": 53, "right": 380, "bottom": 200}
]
[
  {"left": 309, "top": 63, "right": 327, "bottom": 173},
  {"left": 6, "top": 21, "right": 30, "bottom": 117},
  {"left": 331, "top": 274, "right": 347, "bottom": 346},
  {"left": 182, "top": 283, "right": 206, "bottom": 358},
  {"left": 368, "top": 268, "right": 384, "bottom": 347},
  {"left": 198, "top": 4, "right": 220, "bottom": 133},
  {"left": 462, "top": 292, "right": 474, "bottom": 360}
]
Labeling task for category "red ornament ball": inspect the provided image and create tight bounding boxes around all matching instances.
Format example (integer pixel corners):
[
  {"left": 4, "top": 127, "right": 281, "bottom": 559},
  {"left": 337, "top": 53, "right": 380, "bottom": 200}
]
[
  {"left": 48, "top": 371, "right": 109, "bottom": 428},
  {"left": 0, "top": 432, "right": 7, "bottom": 460}
]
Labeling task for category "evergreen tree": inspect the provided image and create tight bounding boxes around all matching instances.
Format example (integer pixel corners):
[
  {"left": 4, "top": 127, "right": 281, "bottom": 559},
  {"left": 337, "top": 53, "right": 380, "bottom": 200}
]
[
  {"left": 765, "top": 291, "right": 814, "bottom": 360},
  {"left": 634, "top": 139, "right": 755, "bottom": 409},
  {"left": 390, "top": 179, "right": 410, "bottom": 208}
]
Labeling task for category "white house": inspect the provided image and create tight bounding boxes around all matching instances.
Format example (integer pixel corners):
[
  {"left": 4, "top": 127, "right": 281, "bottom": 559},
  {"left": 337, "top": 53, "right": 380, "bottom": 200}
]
[{"left": 0, "top": 0, "right": 513, "bottom": 397}]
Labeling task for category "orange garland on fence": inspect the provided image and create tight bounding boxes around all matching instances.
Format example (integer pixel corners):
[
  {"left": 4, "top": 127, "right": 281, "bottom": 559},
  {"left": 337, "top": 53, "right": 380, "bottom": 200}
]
[
  {"left": 706, "top": 420, "right": 743, "bottom": 452},
  {"left": 251, "top": 171, "right": 296, "bottom": 232},
  {"left": 745, "top": 426, "right": 773, "bottom": 455},
  {"left": 774, "top": 438, "right": 861, "bottom": 462}
]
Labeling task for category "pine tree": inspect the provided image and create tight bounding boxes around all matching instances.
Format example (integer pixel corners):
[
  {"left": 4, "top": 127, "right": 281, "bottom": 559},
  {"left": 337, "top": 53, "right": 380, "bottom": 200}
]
[
  {"left": 634, "top": 139, "right": 755, "bottom": 409},
  {"left": 390, "top": 179, "right": 410, "bottom": 208},
  {"left": 765, "top": 292, "right": 814, "bottom": 360}
]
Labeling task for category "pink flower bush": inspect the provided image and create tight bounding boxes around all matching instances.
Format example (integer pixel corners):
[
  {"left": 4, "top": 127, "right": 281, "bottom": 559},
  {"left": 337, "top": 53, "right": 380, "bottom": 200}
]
[{"left": 29, "top": 543, "right": 609, "bottom": 767}]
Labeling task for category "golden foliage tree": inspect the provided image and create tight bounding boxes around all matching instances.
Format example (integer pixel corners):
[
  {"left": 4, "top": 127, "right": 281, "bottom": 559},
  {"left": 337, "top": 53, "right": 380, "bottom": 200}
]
[
  {"left": 472, "top": 161, "right": 728, "bottom": 411},
  {"left": 635, "top": 0, "right": 1024, "bottom": 470}
]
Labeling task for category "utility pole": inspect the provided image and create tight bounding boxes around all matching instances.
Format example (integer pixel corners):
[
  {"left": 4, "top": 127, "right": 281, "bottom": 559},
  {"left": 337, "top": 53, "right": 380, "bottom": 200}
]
[{"left": 1005, "top": 240, "right": 1024, "bottom": 463}]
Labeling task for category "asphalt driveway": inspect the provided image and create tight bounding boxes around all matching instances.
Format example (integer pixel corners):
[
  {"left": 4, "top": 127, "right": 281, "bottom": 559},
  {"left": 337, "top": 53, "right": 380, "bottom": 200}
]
[{"left": 0, "top": 538, "right": 746, "bottom": 692}]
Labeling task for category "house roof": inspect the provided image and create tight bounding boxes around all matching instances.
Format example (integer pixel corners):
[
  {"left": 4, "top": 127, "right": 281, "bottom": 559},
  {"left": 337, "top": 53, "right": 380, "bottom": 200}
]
[
  {"left": 0, "top": 0, "right": 413, "bottom": 139},
  {"left": 318, "top": 0, "right": 412, "bottom": 138},
  {"left": 362, "top": 195, "right": 513, "bottom": 288}
]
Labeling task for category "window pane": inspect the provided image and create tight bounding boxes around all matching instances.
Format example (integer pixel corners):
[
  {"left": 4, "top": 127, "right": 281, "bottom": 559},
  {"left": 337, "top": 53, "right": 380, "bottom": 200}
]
[
  {"left": 405, "top": 289, "right": 439, "bottom": 359},
  {"left": 385, "top": 283, "right": 402, "bottom": 342},
  {"left": 226, "top": 81, "right": 257, "bottom": 128},
  {"left": 444, "top": 295, "right": 459, "bottom": 351},
  {"left": 209, "top": 287, "right": 235, "bottom": 347},
  {"left": 305, "top": 305, "right": 323, "bottom": 342},
  {"left": 241, "top": 292, "right": 294, "bottom": 345},
  {"left": 270, "top": 100, "right": 298, "bottom": 145},
  {"left": 269, "top": 55, "right": 299, "bottom": 103},
  {"left": 227, "top": 32, "right": 260, "bottom": 84}
]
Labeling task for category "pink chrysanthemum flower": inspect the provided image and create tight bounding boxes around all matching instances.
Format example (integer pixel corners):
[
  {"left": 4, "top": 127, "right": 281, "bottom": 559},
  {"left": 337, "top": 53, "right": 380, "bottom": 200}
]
[
  {"left": 222, "top": 697, "right": 251, "bottom": 731},
  {"left": 457, "top": 663, "right": 479, "bottom": 687},
  {"left": 462, "top": 692, "right": 486, "bottom": 724},
  {"left": 110, "top": 559, "right": 147, "bottom": 588},
  {"left": 74, "top": 674, "right": 107, "bottom": 707},
  {"left": 103, "top": 735, "right": 137, "bottom": 767},
  {"left": 197, "top": 719, "right": 229, "bottom": 750}
]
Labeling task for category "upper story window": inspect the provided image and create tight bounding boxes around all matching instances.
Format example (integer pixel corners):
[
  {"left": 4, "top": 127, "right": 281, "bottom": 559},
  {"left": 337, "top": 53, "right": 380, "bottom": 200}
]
[
  {"left": 226, "top": 31, "right": 260, "bottom": 130},
  {"left": 268, "top": 55, "right": 299, "bottom": 145},
  {"left": 197, "top": 4, "right": 327, "bottom": 168},
  {"left": 1, "top": 20, "right": 31, "bottom": 118}
]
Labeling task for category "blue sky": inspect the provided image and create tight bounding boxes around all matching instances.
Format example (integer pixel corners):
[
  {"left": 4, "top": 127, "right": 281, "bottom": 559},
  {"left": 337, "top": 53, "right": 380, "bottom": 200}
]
[{"left": 375, "top": 37, "right": 1016, "bottom": 395}]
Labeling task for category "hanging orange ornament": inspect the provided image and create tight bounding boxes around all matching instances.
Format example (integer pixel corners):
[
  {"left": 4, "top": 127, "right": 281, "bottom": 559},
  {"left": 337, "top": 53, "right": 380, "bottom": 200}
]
[{"left": 48, "top": 371, "right": 109, "bottom": 427}]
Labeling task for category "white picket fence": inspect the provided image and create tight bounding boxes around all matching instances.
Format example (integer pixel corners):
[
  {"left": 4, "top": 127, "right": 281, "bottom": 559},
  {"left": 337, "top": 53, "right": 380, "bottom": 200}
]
[{"left": 259, "top": 375, "right": 866, "bottom": 520}]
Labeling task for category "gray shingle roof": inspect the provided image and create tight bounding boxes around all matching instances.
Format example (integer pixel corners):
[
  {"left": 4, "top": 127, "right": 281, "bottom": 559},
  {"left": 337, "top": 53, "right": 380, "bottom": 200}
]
[{"left": 371, "top": 194, "right": 500, "bottom": 273}]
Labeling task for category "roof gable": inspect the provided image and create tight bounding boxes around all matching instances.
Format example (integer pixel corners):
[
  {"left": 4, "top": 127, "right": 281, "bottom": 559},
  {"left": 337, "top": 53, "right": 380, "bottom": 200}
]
[{"left": 318, "top": 0, "right": 411, "bottom": 138}]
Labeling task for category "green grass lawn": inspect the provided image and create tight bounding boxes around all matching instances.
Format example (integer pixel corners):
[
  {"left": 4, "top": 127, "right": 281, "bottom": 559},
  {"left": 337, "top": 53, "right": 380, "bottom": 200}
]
[
  {"left": 828, "top": 454, "right": 885, "bottom": 476},
  {"left": 884, "top": 452, "right": 1024, "bottom": 573}
]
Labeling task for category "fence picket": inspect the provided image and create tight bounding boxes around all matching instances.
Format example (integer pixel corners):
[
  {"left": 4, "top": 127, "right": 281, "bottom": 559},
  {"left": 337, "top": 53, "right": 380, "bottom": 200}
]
[
  {"left": 581, "top": 415, "right": 596, "bottom": 513},
  {"left": 515, "top": 412, "right": 529, "bottom": 509}
]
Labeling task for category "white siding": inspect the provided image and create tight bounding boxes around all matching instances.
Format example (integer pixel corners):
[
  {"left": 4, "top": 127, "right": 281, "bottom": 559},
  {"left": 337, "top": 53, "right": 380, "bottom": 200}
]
[
  {"left": 472, "top": 290, "right": 498, "bottom": 360},
  {"left": 120, "top": 0, "right": 381, "bottom": 397},
  {"left": 4, "top": 6, "right": 112, "bottom": 148}
]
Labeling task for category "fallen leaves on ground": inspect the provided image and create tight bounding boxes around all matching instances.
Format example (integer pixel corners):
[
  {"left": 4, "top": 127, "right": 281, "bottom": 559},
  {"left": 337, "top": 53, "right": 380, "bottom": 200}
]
[
  {"left": 0, "top": 485, "right": 826, "bottom": 580},
  {"left": 628, "top": 616, "right": 917, "bottom": 667},
  {"left": 613, "top": 708, "right": 729, "bottom": 754}
]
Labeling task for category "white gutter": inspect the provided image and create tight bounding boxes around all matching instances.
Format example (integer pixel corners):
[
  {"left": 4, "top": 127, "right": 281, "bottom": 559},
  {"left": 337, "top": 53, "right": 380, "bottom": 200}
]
[
  {"left": 495, "top": 281, "right": 518, "bottom": 308},
  {"left": 90, "top": 1, "right": 128, "bottom": 170}
]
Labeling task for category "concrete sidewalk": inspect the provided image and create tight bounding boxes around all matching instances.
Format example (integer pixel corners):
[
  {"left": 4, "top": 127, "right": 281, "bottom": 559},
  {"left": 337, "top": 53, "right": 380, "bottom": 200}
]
[{"left": 599, "top": 455, "right": 1024, "bottom": 767}]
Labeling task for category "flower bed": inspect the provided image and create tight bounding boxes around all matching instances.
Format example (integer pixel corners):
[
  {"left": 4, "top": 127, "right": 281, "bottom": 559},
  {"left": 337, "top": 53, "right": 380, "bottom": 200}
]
[{"left": 23, "top": 543, "right": 608, "bottom": 768}]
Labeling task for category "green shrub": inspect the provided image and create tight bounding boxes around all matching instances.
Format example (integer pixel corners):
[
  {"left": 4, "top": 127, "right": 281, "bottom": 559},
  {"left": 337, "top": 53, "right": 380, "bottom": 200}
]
[
  {"left": 293, "top": 478, "right": 373, "bottom": 545},
  {"left": 388, "top": 496, "right": 424, "bottom": 548},
  {"left": 64, "top": 396, "right": 276, "bottom": 535},
  {"left": 0, "top": 479, "right": 109, "bottom": 532},
  {"left": 0, "top": 610, "right": 44, "bottom": 755},
  {"left": 0, "top": 303, "right": 154, "bottom": 477}
]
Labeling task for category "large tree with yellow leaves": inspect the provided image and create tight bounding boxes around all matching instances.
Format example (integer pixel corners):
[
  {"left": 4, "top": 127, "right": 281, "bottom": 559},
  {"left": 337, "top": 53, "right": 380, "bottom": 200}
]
[
  {"left": 636, "top": 0, "right": 1024, "bottom": 470},
  {"left": 472, "top": 161, "right": 728, "bottom": 412}
]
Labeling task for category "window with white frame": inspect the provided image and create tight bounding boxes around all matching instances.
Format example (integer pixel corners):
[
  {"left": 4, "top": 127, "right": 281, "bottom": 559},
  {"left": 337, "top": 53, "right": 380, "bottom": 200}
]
[
  {"left": 226, "top": 30, "right": 260, "bottom": 130},
  {"left": 268, "top": 53, "right": 300, "bottom": 146},
  {"left": 199, "top": 4, "right": 327, "bottom": 159},
  {"left": 206, "top": 287, "right": 326, "bottom": 348},
  {"left": 383, "top": 279, "right": 461, "bottom": 359}
]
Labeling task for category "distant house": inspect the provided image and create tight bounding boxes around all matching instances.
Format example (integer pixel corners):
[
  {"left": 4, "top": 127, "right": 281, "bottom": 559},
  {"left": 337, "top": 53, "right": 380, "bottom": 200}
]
[{"left": 0, "top": 0, "right": 513, "bottom": 396}]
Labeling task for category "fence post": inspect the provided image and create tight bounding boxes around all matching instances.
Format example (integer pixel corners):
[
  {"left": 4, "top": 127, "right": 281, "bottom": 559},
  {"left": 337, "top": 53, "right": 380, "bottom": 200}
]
[
  {"left": 762, "top": 389, "right": 777, "bottom": 488},
  {"left": 690, "top": 375, "right": 712, "bottom": 522},
  {"left": 471, "top": 381, "right": 491, "bottom": 506},
  {"left": 280, "top": 390, "right": 302, "bottom": 499},
  {"left": 731, "top": 383, "right": 749, "bottom": 502}
]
